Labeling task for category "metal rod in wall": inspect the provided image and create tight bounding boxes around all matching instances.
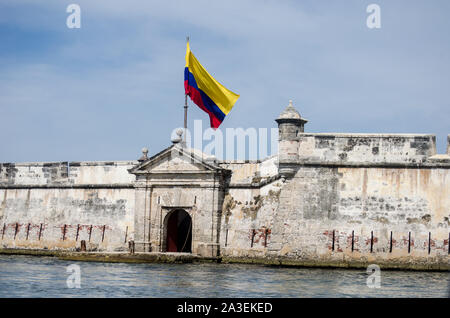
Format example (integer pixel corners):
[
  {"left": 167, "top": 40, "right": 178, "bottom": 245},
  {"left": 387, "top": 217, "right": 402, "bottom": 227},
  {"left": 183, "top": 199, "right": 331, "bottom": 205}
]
[
  {"left": 26, "top": 223, "right": 30, "bottom": 240},
  {"left": 38, "top": 223, "right": 43, "bottom": 240},
  {"left": 251, "top": 229, "right": 256, "bottom": 248},
  {"left": 89, "top": 225, "right": 92, "bottom": 242},
  {"left": 76, "top": 224, "right": 80, "bottom": 241},
  {"left": 62, "top": 224, "right": 67, "bottom": 241},
  {"left": 351, "top": 230, "right": 354, "bottom": 252},
  {"left": 408, "top": 232, "right": 411, "bottom": 253},
  {"left": 428, "top": 232, "right": 431, "bottom": 255},
  {"left": 389, "top": 231, "right": 393, "bottom": 253},
  {"left": 332, "top": 230, "right": 335, "bottom": 251},
  {"left": 264, "top": 229, "right": 269, "bottom": 248},
  {"left": 14, "top": 223, "right": 18, "bottom": 240},
  {"left": 102, "top": 225, "right": 106, "bottom": 242},
  {"left": 370, "top": 231, "right": 374, "bottom": 253}
]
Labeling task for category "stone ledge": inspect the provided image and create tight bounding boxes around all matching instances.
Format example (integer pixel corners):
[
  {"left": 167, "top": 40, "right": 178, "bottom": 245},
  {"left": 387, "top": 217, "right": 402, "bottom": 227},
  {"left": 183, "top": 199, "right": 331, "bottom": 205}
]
[
  {"left": 294, "top": 161, "right": 450, "bottom": 169},
  {"left": 2, "top": 249, "right": 448, "bottom": 271},
  {"left": 221, "top": 256, "right": 450, "bottom": 271},
  {"left": 0, "top": 161, "right": 138, "bottom": 167},
  {"left": 0, "top": 248, "right": 220, "bottom": 264},
  {"left": 297, "top": 133, "right": 436, "bottom": 138},
  {"left": 0, "top": 184, "right": 134, "bottom": 189}
]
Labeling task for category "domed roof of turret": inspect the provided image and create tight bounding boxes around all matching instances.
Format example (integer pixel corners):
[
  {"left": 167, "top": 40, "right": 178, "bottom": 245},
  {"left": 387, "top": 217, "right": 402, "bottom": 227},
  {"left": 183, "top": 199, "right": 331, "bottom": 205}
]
[
  {"left": 277, "top": 100, "right": 301, "bottom": 120},
  {"left": 275, "top": 100, "right": 308, "bottom": 125}
]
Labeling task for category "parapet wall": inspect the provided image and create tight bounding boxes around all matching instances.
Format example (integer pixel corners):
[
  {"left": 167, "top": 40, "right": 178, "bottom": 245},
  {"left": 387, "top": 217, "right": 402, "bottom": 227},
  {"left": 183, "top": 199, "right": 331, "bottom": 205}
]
[
  {"left": 297, "top": 133, "right": 438, "bottom": 165},
  {"left": 220, "top": 156, "right": 278, "bottom": 184},
  {"left": 0, "top": 161, "right": 137, "bottom": 186}
]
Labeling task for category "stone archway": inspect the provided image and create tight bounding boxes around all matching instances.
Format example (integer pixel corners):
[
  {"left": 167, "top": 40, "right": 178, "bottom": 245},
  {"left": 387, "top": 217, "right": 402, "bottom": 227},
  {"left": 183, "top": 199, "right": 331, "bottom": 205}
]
[{"left": 165, "top": 209, "right": 192, "bottom": 253}]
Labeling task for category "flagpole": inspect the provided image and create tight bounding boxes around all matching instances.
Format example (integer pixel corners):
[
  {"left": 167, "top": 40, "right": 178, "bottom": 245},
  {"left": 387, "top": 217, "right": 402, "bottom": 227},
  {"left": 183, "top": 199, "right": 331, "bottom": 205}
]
[
  {"left": 184, "top": 93, "right": 187, "bottom": 144},
  {"left": 184, "top": 36, "right": 190, "bottom": 145}
]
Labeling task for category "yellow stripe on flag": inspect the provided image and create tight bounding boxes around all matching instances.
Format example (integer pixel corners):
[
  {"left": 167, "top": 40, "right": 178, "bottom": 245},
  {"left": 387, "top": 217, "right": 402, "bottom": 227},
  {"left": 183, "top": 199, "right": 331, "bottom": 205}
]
[{"left": 185, "top": 42, "right": 239, "bottom": 115}]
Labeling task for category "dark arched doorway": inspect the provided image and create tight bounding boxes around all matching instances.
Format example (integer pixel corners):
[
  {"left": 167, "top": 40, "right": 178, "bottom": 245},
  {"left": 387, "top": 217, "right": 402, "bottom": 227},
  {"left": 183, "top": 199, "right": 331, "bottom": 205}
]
[{"left": 166, "top": 209, "right": 192, "bottom": 253}]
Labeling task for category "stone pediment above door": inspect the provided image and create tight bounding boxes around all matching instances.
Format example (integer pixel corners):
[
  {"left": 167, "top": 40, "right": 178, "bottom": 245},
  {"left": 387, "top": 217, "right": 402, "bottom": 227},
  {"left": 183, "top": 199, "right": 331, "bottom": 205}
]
[{"left": 128, "top": 144, "right": 225, "bottom": 176}]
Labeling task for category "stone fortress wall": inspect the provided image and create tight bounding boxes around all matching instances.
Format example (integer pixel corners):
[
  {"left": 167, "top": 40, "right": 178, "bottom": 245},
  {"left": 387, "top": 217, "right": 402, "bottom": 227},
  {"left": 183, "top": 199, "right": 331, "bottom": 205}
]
[
  {"left": 220, "top": 132, "right": 450, "bottom": 269},
  {"left": 217, "top": 102, "right": 449, "bottom": 269},
  {"left": 0, "top": 161, "right": 136, "bottom": 251},
  {"left": 0, "top": 101, "right": 449, "bottom": 269}
]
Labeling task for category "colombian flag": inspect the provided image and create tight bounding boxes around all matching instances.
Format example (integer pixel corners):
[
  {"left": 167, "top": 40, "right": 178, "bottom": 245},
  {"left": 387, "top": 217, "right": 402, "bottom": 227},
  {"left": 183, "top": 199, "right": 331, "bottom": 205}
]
[{"left": 184, "top": 42, "right": 240, "bottom": 129}]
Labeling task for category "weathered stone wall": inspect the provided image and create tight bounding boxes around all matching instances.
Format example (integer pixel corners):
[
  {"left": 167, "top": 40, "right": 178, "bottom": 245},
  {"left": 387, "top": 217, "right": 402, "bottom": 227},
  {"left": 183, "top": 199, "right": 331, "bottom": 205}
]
[
  {"left": 219, "top": 156, "right": 278, "bottom": 184},
  {"left": 219, "top": 132, "right": 449, "bottom": 269},
  {"left": 297, "top": 133, "right": 437, "bottom": 164},
  {"left": 220, "top": 156, "right": 450, "bottom": 269},
  {"left": 219, "top": 156, "right": 281, "bottom": 257},
  {"left": 1, "top": 131, "right": 449, "bottom": 269},
  {"left": 220, "top": 181, "right": 282, "bottom": 258},
  {"left": 271, "top": 166, "right": 448, "bottom": 266},
  {"left": 0, "top": 161, "right": 136, "bottom": 251}
]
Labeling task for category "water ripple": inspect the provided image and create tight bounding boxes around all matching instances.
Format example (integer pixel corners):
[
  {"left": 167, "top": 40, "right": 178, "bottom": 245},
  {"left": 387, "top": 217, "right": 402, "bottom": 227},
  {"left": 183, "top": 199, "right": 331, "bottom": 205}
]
[{"left": 0, "top": 255, "right": 448, "bottom": 298}]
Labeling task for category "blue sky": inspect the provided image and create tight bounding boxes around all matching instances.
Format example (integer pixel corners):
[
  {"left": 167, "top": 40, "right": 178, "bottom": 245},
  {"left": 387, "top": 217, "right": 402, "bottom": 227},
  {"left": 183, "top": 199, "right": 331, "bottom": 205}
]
[{"left": 0, "top": 0, "right": 449, "bottom": 162}]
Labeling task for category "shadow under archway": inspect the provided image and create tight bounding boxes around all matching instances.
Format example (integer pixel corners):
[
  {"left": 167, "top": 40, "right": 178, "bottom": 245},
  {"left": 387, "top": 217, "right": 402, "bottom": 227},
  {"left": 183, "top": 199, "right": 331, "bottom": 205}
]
[{"left": 165, "top": 209, "right": 192, "bottom": 253}]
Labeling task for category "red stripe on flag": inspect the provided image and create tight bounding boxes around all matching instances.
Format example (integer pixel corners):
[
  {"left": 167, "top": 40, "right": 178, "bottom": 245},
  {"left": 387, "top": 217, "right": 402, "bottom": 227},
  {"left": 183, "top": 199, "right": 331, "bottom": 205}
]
[{"left": 184, "top": 80, "right": 223, "bottom": 129}]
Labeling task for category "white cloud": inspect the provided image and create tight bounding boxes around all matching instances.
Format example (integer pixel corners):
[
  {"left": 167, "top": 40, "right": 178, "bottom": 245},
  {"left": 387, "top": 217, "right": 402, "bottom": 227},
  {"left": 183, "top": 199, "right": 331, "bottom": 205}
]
[{"left": 0, "top": 0, "right": 449, "bottom": 161}]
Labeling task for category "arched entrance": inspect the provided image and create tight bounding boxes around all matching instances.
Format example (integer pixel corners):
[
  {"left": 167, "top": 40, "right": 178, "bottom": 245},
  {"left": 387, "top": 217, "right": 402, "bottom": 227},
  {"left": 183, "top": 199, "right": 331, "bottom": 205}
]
[{"left": 165, "top": 209, "right": 192, "bottom": 253}]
